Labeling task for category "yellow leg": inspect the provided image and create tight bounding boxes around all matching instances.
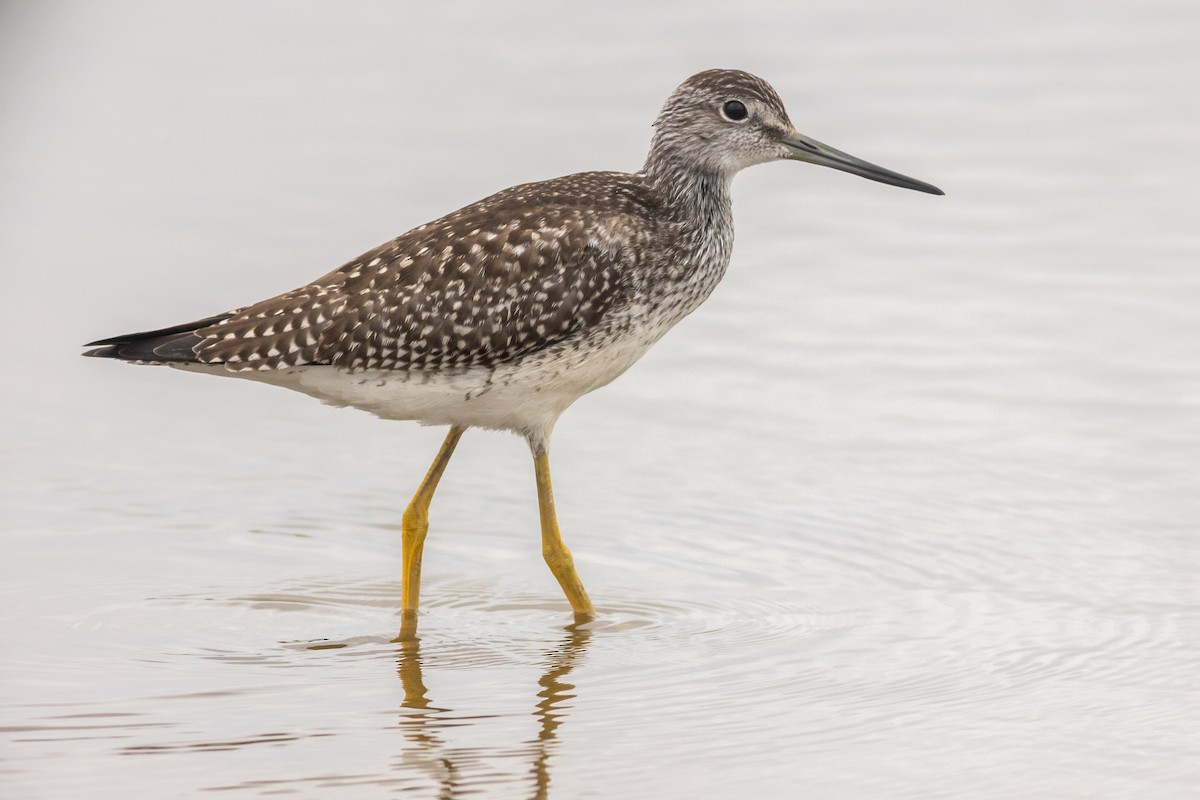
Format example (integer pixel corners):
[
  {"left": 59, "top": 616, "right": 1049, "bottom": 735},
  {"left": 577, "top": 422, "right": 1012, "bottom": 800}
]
[
  {"left": 532, "top": 447, "right": 595, "bottom": 617},
  {"left": 398, "top": 426, "right": 464, "bottom": 640}
]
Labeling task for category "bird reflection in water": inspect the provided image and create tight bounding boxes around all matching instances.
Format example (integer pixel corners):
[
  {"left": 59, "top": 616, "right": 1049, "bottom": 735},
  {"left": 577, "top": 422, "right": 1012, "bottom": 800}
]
[{"left": 393, "top": 622, "right": 590, "bottom": 798}]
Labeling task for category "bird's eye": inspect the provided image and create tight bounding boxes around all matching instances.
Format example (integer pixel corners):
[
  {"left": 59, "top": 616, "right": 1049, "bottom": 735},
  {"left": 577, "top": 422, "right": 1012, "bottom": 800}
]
[{"left": 721, "top": 100, "right": 749, "bottom": 121}]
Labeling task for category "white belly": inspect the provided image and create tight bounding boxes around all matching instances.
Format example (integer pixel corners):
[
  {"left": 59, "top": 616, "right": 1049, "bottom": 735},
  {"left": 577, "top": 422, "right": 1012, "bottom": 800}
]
[{"left": 176, "top": 332, "right": 654, "bottom": 433}]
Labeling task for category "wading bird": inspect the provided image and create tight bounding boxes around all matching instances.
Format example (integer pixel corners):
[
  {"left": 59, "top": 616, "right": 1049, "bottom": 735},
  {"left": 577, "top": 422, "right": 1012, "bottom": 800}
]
[{"left": 85, "top": 69, "right": 942, "bottom": 637}]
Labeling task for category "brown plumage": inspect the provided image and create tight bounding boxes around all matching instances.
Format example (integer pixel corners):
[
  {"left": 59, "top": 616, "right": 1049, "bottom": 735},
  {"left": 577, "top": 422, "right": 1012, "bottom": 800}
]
[{"left": 85, "top": 174, "right": 659, "bottom": 373}]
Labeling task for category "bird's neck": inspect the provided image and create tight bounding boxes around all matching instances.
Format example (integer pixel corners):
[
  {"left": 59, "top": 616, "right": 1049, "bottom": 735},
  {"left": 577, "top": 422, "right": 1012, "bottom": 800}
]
[
  {"left": 638, "top": 149, "right": 737, "bottom": 316},
  {"left": 641, "top": 149, "right": 734, "bottom": 231}
]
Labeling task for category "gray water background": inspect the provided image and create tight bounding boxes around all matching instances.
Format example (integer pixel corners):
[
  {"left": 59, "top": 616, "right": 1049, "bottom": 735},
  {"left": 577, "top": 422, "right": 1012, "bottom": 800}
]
[{"left": 1, "top": 1, "right": 1198, "bottom": 798}]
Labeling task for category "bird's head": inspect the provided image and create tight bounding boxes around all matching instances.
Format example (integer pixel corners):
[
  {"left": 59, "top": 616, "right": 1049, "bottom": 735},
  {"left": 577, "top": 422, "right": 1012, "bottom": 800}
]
[{"left": 648, "top": 68, "right": 943, "bottom": 195}]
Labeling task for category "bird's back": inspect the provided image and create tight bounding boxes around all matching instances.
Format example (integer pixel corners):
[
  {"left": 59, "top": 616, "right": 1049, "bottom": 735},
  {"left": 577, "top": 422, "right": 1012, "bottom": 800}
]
[{"left": 86, "top": 170, "right": 675, "bottom": 377}]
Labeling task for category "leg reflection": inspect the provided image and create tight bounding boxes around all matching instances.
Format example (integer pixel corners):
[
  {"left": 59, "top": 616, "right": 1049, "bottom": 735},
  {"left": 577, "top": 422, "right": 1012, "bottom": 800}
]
[
  {"left": 394, "top": 623, "right": 592, "bottom": 799},
  {"left": 527, "top": 621, "right": 589, "bottom": 798},
  {"left": 394, "top": 636, "right": 460, "bottom": 796}
]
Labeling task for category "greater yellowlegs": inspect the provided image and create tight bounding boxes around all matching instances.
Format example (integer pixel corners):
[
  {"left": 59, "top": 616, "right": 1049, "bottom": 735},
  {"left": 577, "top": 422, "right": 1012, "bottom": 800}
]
[{"left": 84, "top": 69, "right": 942, "bottom": 633}]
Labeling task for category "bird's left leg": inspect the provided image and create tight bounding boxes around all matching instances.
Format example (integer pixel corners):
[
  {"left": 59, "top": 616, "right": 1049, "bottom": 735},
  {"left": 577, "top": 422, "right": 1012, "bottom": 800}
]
[{"left": 397, "top": 425, "right": 464, "bottom": 640}]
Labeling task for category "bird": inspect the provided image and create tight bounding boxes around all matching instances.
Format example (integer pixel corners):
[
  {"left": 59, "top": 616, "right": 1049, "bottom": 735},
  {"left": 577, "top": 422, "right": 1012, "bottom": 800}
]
[{"left": 84, "top": 69, "right": 943, "bottom": 637}]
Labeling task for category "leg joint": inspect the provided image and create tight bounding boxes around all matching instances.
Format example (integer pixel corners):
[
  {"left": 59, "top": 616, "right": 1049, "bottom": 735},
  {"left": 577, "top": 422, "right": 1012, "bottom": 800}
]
[
  {"left": 401, "top": 505, "right": 429, "bottom": 536},
  {"left": 542, "top": 546, "right": 575, "bottom": 571}
]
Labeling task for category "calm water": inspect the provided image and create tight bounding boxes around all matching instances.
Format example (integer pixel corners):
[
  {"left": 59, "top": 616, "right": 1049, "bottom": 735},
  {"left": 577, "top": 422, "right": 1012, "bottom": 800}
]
[{"left": 2, "top": 2, "right": 1198, "bottom": 798}]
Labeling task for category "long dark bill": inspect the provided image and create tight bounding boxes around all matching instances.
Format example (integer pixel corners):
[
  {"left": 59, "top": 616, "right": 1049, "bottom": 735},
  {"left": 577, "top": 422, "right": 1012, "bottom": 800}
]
[{"left": 783, "top": 132, "right": 944, "bottom": 195}]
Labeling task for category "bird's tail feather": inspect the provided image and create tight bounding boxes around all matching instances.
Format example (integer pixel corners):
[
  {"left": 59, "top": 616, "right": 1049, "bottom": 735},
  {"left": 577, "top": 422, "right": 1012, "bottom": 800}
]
[{"left": 82, "top": 313, "right": 233, "bottom": 363}]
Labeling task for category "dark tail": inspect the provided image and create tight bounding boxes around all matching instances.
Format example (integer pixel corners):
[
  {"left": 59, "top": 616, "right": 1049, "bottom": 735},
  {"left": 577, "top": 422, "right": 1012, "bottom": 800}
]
[{"left": 83, "top": 313, "right": 233, "bottom": 363}]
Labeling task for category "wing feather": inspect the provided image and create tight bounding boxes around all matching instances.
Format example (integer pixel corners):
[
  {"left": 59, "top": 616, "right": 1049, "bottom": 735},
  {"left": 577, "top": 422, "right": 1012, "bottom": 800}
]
[{"left": 194, "top": 179, "right": 647, "bottom": 373}]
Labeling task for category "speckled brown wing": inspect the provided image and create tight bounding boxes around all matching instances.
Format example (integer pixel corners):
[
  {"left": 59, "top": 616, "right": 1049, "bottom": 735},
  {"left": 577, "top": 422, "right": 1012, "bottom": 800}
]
[{"left": 192, "top": 177, "right": 648, "bottom": 374}]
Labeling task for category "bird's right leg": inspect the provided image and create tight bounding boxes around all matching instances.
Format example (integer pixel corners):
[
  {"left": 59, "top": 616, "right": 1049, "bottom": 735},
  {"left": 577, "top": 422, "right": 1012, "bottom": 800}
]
[
  {"left": 398, "top": 426, "right": 464, "bottom": 641},
  {"left": 527, "top": 435, "right": 595, "bottom": 618}
]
